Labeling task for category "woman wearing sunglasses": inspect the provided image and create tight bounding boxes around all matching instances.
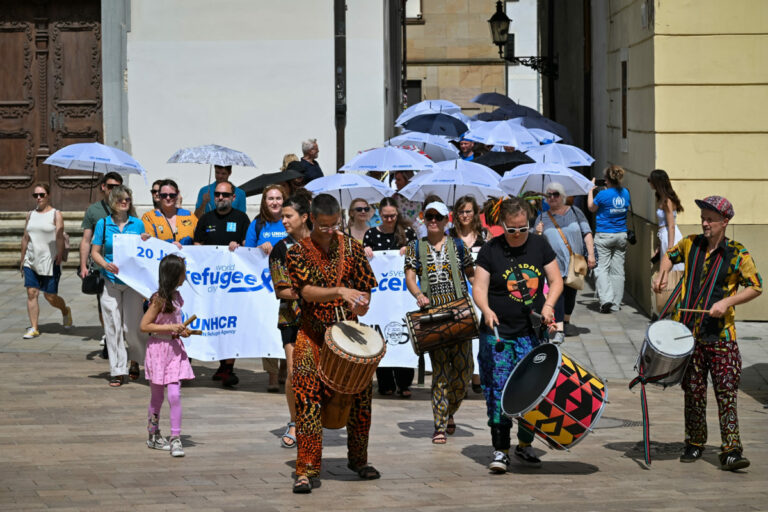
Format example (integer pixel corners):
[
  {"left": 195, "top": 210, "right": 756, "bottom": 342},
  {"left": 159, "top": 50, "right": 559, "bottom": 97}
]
[
  {"left": 20, "top": 183, "right": 72, "bottom": 339},
  {"left": 91, "top": 185, "right": 148, "bottom": 387},
  {"left": 363, "top": 197, "right": 417, "bottom": 398},
  {"left": 346, "top": 198, "right": 372, "bottom": 243},
  {"left": 473, "top": 197, "right": 562, "bottom": 473},
  {"left": 404, "top": 201, "right": 475, "bottom": 445},
  {"left": 141, "top": 179, "right": 197, "bottom": 247},
  {"left": 534, "top": 182, "right": 595, "bottom": 341}
]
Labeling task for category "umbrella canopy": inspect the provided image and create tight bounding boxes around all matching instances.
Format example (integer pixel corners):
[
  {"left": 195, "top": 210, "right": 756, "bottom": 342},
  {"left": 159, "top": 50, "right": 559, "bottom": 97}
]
[
  {"left": 470, "top": 92, "right": 517, "bottom": 107},
  {"left": 398, "top": 165, "right": 502, "bottom": 205},
  {"left": 240, "top": 169, "right": 304, "bottom": 197},
  {"left": 386, "top": 132, "right": 459, "bottom": 162},
  {"left": 340, "top": 146, "right": 434, "bottom": 173},
  {"left": 509, "top": 116, "right": 573, "bottom": 144},
  {"left": 304, "top": 173, "right": 395, "bottom": 208},
  {"left": 474, "top": 150, "right": 535, "bottom": 175},
  {"left": 166, "top": 144, "right": 256, "bottom": 167},
  {"left": 473, "top": 104, "right": 542, "bottom": 121},
  {"left": 400, "top": 113, "right": 469, "bottom": 139},
  {"left": 43, "top": 142, "right": 147, "bottom": 182},
  {"left": 499, "top": 163, "right": 593, "bottom": 197},
  {"left": 463, "top": 120, "right": 538, "bottom": 150},
  {"left": 434, "top": 159, "right": 501, "bottom": 182},
  {"left": 527, "top": 128, "right": 562, "bottom": 145},
  {"left": 395, "top": 99, "right": 461, "bottom": 126},
  {"left": 524, "top": 143, "right": 595, "bottom": 167}
]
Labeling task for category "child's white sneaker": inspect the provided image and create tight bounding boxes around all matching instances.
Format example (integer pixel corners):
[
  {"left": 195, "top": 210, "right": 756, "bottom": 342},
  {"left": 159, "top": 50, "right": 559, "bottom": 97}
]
[{"left": 169, "top": 436, "right": 185, "bottom": 457}]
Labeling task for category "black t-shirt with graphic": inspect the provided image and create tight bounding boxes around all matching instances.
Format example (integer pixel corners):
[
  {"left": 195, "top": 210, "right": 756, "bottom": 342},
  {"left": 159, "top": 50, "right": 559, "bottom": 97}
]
[
  {"left": 475, "top": 234, "right": 556, "bottom": 338},
  {"left": 193, "top": 208, "right": 250, "bottom": 246}
]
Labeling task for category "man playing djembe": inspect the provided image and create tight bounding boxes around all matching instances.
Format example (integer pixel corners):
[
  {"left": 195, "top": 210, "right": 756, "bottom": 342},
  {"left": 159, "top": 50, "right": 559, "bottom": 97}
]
[
  {"left": 286, "top": 194, "right": 380, "bottom": 493},
  {"left": 654, "top": 195, "right": 762, "bottom": 471}
]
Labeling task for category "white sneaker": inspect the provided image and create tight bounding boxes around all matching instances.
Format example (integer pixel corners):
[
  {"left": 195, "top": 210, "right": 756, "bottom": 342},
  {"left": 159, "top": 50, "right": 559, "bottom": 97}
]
[
  {"left": 147, "top": 432, "right": 170, "bottom": 451},
  {"left": 488, "top": 450, "right": 509, "bottom": 473},
  {"left": 23, "top": 328, "right": 40, "bottom": 339},
  {"left": 551, "top": 331, "right": 565, "bottom": 345},
  {"left": 169, "top": 436, "right": 185, "bottom": 457},
  {"left": 100, "top": 335, "right": 106, "bottom": 347}
]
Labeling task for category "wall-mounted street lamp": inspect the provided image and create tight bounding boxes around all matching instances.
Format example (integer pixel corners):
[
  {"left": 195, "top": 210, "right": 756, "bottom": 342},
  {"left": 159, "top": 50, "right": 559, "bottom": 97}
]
[{"left": 487, "top": 1, "right": 558, "bottom": 79}]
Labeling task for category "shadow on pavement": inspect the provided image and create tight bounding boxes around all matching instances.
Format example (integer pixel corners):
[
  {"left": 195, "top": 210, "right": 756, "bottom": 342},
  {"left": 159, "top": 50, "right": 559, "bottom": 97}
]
[
  {"left": 603, "top": 440, "right": 724, "bottom": 470},
  {"left": 741, "top": 363, "right": 768, "bottom": 405},
  {"left": 38, "top": 322, "right": 102, "bottom": 341},
  {"left": 282, "top": 457, "right": 374, "bottom": 482},
  {"left": 397, "top": 419, "right": 478, "bottom": 440},
  {"left": 460, "top": 444, "right": 599, "bottom": 474}
]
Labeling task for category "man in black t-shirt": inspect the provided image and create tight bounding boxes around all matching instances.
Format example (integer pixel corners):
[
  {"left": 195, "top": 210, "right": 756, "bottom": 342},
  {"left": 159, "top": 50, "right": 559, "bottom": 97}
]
[
  {"left": 194, "top": 180, "right": 250, "bottom": 386},
  {"left": 472, "top": 197, "right": 562, "bottom": 474}
]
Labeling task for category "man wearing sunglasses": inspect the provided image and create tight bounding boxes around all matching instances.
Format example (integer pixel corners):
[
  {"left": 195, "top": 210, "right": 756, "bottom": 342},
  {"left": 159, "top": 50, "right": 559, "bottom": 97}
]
[
  {"left": 193, "top": 180, "right": 251, "bottom": 387},
  {"left": 194, "top": 165, "right": 247, "bottom": 219},
  {"left": 404, "top": 201, "right": 475, "bottom": 446}
]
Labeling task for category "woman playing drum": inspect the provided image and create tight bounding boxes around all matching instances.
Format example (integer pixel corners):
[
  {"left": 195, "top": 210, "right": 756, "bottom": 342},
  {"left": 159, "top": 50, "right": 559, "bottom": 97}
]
[{"left": 473, "top": 197, "right": 562, "bottom": 472}]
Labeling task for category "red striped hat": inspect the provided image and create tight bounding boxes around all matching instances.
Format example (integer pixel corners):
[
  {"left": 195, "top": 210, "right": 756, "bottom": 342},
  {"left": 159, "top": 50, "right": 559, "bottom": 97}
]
[{"left": 695, "top": 195, "right": 734, "bottom": 219}]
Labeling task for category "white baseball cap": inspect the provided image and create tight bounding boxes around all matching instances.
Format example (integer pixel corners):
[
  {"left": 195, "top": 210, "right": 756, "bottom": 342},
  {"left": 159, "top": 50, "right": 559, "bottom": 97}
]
[{"left": 424, "top": 201, "right": 449, "bottom": 216}]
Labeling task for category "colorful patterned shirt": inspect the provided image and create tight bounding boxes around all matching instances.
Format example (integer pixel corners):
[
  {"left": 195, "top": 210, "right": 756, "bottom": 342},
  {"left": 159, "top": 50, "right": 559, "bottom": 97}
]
[
  {"left": 269, "top": 236, "right": 302, "bottom": 328},
  {"left": 286, "top": 233, "right": 378, "bottom": 342},
  {"left": 667, "top": 234, "right": 762, "bottom": 342},
  {"left": 404, "top": 237, "right": 474, "bottom": 306}
]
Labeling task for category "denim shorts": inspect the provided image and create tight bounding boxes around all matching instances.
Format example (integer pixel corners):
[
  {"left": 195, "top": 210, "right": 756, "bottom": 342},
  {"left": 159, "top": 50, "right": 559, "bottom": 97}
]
[{"left": 24, "top": 265, "right": 61, "bottom": 294}]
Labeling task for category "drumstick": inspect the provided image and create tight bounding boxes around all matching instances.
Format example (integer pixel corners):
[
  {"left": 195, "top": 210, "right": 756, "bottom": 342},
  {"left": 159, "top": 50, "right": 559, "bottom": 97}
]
[
  {"left": 493, "top": 326, "right": 500, "bottom": 342},
  {"left": 188, "top": 329, "right": 202, "bottom": 335},
  {"left": 678, "top": 308, "right": 709, "bottom": 314},
  {"left": 183, "top": 314, "right": 197, "bottom": 327}
]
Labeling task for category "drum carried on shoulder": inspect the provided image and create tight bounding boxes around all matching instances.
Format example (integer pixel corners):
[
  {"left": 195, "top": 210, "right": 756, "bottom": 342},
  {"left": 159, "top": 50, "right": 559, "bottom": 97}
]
[
  {"left": 318, "top": 320, "right": 386, "bottom": 429},
  {"left": 501, "top": 343, "right": 608, "bottom": 450},
  {"left": 635, "top": 320, "right": 694, "bottom": 387},
  {"left": 405, "top": 297, "right": 479, "bottom": 355}
]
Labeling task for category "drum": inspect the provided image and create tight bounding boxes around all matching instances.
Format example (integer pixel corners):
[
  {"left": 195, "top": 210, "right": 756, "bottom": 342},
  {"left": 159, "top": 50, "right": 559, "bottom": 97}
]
[
  {"left": 321, "top": 392, "right": 354, "bottom": 429},
  {"left": 635, "top": 320, "right": 694, "bottom": 387},
  {"left": 405, "top": 297, "right": 479, "bottom": 355},
  {"left": 318, "top": 321, "right": 386, "bottom": 395},
  {"left": 501, "top": 344, "right": 607, "bottom": 450}
]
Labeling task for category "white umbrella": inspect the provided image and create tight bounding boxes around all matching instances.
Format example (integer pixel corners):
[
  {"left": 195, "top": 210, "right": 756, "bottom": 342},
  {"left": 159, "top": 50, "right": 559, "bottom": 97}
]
[
  {"left": 524, "top": 143, "right": 595, "bottom": 167},
  {"left": 398, "top": 165, "right": 502, "bottom": 205},
  {"left": 395, "top": 99, "right": 461, "bottom": 126},
  {"left": 527, "top": 128, "right": 562, "bottom": 145},
  {"left": 304, "top": 173, "right": 395, "bottom": 208},
  {"left": 44, "top": 142, "right": 147, "bottom": 183},
  {"left": 499, "top": 163, "right": 593, "bottom": 197},
  {"left": 339, "top": 146, "right": 434, "bottom": 173},
  {"left": 386, "top": 132, "right": 459, "bottom": 162},
  {"left": 166, "top": 144, "right": 256, "bottom": 167},
  {"left": 463, "top": 120, "right": 538, "bottom": 150},
  {"left": 434, "top": 158, "right": 501, "bottom": 182}
]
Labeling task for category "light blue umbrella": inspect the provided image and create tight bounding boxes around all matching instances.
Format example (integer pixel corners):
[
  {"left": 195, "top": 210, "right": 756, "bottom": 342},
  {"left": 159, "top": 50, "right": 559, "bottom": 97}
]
[
  {"left": 386, "top": 132, "right": 459, "bottom": 162},
  {"left": 499, "top": 163, "right": 593, "bottom": 197},
  {"left": 463, "top": 120, "right": 538, "bottom": 150},
  {"left": 340, "top": 146, "right": 434, "bottom": 173},
  {"left": 44, "top": 142, "right": 147, "bottom": 183},
  {"left": 398, "top": 164, "right": 502, "bottom": 205},
  {"left": 524, "top": 143, "right": 595, "bottom": 167},
  {"left": 166, "top": 144, "right": 256, "bottom": 167},
  {"left": 395, "top": 99, "right": 461, "bottom": 126},
  {"left": 304, "top": 173, "right": 395, "bottom": 209}
]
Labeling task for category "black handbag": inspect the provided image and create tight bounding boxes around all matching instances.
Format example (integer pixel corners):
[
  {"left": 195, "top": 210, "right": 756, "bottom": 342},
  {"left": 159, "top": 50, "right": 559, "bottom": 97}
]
[
  {"left": 82, "top": 217, "right": 107, "bottom": 295},
  {"left": 626, "top": 191, "right": 637, "bottom": 245}
]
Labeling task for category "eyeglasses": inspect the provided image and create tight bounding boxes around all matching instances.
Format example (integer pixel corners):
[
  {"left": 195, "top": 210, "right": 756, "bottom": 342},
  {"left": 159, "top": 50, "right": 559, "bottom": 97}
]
[
  {"left": 151, "top": 189, "right": 160, "bottom": 195},
  {"left": 105, "top": 183, "right": 119, "bottom": 189},
  {"left": 381, "top": 214, "right": 396, "bottom": 220},
  {"left": 214, "top": 192, "right": 233, "bottom": 198},
  {"left": 116, "top": 197, "right": 132, "bottom": 204},
  {"left": 316, "top": 224, "right": 339, "bottom": 233},
  {"left": 354, "top": 206, "right": 371, "bottom": 213},
  {"left": 545, "top": 192, "right": 561, "bottom": 198},
  {"left": 159, "top": 193, "right": 178, "bottom": 199},
  {"left": 32, "top": 193, "right": 47, "bottom": 198},
  {"left": 457, "top": 209, "right": 474, "bottom": 216},
  {"left": 424, "top": 213, "right": 446, "bottom": 222},
  {"left": 501, "top": 222, "right": 529, "bottom": 234}
]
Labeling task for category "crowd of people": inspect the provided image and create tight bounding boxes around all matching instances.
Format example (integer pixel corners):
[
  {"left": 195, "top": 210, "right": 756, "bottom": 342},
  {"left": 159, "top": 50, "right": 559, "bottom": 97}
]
[{"left": 19, "top": 139, "right": 761, "bottom": 481}]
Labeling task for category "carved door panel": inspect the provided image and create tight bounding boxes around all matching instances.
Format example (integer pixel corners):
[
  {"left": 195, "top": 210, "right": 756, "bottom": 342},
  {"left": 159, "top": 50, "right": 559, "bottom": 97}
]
[{"left": 0, "top": 0, "right": 102, "bottom": 211}]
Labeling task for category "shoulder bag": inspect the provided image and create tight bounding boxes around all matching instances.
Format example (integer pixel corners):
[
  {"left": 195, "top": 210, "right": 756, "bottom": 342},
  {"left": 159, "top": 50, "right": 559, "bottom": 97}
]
[
  {"left": 547, "top": 211, "right": 587, "bottom": 290},
  {"left": 82, "top": 218, "right": 106, "bottom": 295}
]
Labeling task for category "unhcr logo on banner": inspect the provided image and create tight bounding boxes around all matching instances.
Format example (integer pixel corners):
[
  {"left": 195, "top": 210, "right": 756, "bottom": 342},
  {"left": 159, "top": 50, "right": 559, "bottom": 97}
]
[{"left": 185, "top": 265, "right": 274, "bottom": 294}]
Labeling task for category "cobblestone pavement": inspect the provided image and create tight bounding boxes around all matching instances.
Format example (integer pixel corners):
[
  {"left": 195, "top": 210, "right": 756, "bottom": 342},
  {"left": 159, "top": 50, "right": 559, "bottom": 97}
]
[{"left": 1, "top": 270, "right": 767, "bottom": 511}]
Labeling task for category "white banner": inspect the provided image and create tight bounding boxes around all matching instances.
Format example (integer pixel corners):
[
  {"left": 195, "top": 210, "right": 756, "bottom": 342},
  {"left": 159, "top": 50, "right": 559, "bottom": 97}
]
[{"left": 113, "top": 235, "right": 282, "bottom": 361}]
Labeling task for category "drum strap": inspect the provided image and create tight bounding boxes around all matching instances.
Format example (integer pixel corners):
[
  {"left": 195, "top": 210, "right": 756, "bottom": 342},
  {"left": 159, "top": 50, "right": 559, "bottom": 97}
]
[{"left": 417, "top": 237, "right": 464, "bottom": 301}]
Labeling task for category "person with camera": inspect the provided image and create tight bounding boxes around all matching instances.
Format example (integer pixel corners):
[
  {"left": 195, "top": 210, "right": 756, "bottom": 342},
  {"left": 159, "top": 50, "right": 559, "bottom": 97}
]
[{"left": 588, "top": 165, "right": 631, "bottom": 313}]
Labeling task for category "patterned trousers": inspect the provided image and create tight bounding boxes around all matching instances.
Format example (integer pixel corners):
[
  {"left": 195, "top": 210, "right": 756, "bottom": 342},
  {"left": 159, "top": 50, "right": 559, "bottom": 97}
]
[
  {"left": 477, "top": 332, "right": 536, "bottom": 448},
  {"left": 430, "top": 340, "right": 473, "bottom": 432},
  {"left": 292, "top": 329, "right": 372, "bottom": 478},
  {"left": 681, "top": 339, "right": 742, "bottom": 453}
]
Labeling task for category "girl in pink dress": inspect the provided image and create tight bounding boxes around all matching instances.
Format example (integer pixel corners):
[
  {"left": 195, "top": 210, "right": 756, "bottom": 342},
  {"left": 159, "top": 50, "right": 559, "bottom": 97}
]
[{"left": 139, "top": 254, "right": 194, "bottom": 457}]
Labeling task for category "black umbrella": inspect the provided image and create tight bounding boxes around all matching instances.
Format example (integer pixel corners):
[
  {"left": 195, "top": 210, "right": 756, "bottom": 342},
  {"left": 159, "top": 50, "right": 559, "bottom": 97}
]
[
  {"left": 474, "top": 151, "right": 535, "bottom": 175},
  {"left": 240, "top": 168, "right": 304, "bottom": 197},
  {"left": 471, "top": 92, "right": 517, "bottom": 107},
  {"left": 401, "top": 113, "right": 468, "bottom": 138}
]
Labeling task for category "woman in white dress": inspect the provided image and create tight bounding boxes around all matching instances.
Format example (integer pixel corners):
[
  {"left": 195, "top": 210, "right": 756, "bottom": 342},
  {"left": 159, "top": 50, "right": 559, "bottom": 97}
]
[{"left": 648, "top": 169, "right": 684, "bottom": 313}]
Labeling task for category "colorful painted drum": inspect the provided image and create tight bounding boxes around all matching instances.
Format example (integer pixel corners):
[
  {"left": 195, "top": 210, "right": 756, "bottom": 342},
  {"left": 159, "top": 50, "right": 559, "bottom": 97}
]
[
  {"left": 501, "top": 343, "right": 608, "bottom": 450},
  {"left": 635, "top": 320, "right": 694, "bottom": 387},
  {"left": 318, "top": 320, "right": 386, "bottom": 395},
  {"left": 405, "top": 297, "right": 479, "bottom": 355}
]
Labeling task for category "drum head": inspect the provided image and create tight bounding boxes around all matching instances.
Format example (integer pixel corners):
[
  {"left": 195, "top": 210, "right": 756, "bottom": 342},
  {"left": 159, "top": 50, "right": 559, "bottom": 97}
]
[
  {"left": 646, "top": 320, "right": 695, "bottom": 357},
  {"left": 330, "top": 321, "right": 385, "bottom": 358},
  {"left": 502, "top": 344, "right": 560, "bottom": 417}
]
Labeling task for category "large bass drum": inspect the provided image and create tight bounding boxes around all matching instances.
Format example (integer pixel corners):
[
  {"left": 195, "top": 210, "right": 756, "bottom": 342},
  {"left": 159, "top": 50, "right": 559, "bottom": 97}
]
[{"left": 635, "top": 320, "right": 694, "bottom": 387}]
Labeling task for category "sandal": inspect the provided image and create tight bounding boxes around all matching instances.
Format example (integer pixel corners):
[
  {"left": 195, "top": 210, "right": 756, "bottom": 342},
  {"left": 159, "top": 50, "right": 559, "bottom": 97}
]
[
  {"left": 446, "top": 416, "right": 456, "bottom": 435},
  {"left": 281, "top": 422, "right": 297, "bottom": 448},
  {"left": 347, "top": 462, "right": 381, "bottom": 480},
  {"left": 293, "top": 476, "right": 312, "bottom": 494},
  {"left": 397, "top": 389, "right": 412, "bottom": 399},
  {"left": 129, "top": 362, "right": 140, "bottom": 381},
  {"left": 109, "top": 376, "right": 123, "bottom": 387},
  {"left": 432, "top": 431, "right": 447, "bottom": 444}
]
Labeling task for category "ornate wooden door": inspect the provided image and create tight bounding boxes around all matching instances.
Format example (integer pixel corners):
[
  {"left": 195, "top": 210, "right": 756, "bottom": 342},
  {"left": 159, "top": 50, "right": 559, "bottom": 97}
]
[{"left": 0, "top": 0, "right": 102, "bottom": 211}]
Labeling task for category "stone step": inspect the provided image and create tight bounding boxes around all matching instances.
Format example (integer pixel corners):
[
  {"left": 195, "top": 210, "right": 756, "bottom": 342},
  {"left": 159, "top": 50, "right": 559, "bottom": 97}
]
[{"left": 0, "top": 211, "right": 85, "bottom": 269}]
